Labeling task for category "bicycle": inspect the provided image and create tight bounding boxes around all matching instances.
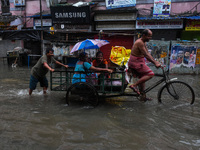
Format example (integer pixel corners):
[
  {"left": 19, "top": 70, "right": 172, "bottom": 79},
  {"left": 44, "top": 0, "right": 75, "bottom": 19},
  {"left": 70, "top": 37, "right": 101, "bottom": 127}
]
[{"left": 131, "top": 66, "right": 195, "bottom": 105}]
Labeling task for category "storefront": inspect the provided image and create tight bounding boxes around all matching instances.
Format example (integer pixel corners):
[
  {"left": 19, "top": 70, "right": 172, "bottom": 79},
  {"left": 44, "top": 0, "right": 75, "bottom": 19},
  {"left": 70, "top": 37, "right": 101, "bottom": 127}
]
[
  {"left": 169, "top": 16, "right": 200, "bottom": 74},
  {"left": 0, "top": 29, "right": 42, "bottom": 66},
  {"left": 48, "top": 5, "right": 97, "bottom": 66},
  {"left": 136, "top": 17, "right": 183, "bottom": 40},
  {"left": 181, "top": 16, "right": 200, "bottom": 41},
  {"left": 135, "top": 16, "right": 200, "bottom": 74},
  {"left": 93, "top": 8, "right": 137, "bottom": 61}
]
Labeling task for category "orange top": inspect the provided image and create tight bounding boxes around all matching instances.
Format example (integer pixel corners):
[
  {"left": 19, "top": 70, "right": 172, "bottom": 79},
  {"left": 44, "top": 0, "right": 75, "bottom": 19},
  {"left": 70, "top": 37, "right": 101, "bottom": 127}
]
[{"left": 92, "top": 59, "right": 108, "bottom": 67}]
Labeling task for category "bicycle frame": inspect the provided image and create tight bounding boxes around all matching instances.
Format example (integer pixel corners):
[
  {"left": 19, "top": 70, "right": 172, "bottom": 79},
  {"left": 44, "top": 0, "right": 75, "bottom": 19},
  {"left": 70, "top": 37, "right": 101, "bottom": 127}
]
[
  {"left": 142, "top": 68, "right": 177, "bottom": 95},
  {"left": 143, "top": 74, "right": 166, "bottom": 94}
]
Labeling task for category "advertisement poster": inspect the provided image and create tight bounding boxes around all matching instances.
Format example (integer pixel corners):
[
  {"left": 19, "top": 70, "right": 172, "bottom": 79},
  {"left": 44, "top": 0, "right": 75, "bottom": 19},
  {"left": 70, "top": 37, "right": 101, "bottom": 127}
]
[
  {"left": 170, "top": 45, "right": 197, "bottom": 70},
  {"left": 153, "top": 0, "right": 171, "bottom": 17},
  {"left": 196, "top": 48, "right": 200, "bottom": 64},
  {"left": 14, "top": 0, "right": 25, "bottom": 6},
  {"left": 52, "top": 45, "right": 70, "bottom": 56},
  {"left": 106, "top": 0, "right": 136, "bottom": 9},
  {"left": 146, "top": 40, "right": 170, "bottom": 67}
]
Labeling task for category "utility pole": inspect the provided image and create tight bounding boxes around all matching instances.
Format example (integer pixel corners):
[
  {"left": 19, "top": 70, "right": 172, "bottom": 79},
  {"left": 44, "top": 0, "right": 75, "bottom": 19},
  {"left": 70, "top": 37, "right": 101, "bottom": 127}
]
[{"left": 40, "top": 0, "right": 43, "bottom": 54}]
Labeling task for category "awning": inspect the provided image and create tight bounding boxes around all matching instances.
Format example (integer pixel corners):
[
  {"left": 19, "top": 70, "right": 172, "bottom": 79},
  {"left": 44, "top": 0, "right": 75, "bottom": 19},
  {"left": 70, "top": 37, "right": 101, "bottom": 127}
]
[
  {"left": 0, "top": 29, "right": 41, "bottom": 40},
  {"left": 27, "top": 14, "right": 51, "bottom": 18},
  {"left": 182, "top": 16, "right": 200, "bottom": 20}
]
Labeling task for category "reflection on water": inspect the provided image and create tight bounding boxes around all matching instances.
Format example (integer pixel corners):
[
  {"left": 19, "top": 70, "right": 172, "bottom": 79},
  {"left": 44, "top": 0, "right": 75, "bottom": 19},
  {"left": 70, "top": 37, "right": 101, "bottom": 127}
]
[{"left": 0, "top": 60, "right": 200, "bottom": 150}]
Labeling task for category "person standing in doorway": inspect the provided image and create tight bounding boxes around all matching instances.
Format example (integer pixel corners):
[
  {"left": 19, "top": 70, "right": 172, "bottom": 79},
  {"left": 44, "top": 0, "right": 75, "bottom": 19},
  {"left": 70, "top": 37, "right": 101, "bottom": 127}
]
[
  {"left": 29, "top": 48, "right": 68, "bottom": 95},
  {"left": 128, "top": 29, "right": 161, "bottom": 101}
]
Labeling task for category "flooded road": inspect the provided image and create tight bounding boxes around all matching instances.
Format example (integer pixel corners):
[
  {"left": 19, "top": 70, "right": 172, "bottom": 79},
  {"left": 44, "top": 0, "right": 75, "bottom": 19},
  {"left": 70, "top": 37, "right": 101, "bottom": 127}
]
[{"left": 0, "top": 59, "right": 200, "bottom": 150}]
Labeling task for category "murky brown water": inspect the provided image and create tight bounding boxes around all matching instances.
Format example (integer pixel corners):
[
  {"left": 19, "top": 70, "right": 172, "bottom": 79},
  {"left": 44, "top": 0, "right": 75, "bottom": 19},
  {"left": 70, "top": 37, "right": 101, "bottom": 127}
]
[{"left": 0, "top": 59, "right": 200, "bottom": 150}]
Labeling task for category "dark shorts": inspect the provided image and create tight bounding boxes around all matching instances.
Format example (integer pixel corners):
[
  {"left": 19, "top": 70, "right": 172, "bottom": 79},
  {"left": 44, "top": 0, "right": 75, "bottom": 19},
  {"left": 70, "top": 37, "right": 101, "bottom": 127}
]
[
  {"left": 29, "top": 75, "right": 48, "bottom": 90},
  {"left": 128, "top": 55, "right": 154, "bottom": 78}
]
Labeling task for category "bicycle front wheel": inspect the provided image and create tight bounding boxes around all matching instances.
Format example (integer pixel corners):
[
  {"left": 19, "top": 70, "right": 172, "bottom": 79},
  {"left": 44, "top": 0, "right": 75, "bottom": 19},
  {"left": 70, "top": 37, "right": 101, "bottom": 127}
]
[{"left": 158, "top": 81, "right": 195, "bottom": 105}]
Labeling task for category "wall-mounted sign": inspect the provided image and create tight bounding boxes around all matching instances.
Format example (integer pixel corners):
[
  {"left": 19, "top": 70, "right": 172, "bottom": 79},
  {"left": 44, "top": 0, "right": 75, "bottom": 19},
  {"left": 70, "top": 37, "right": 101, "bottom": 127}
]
[
  {"left": 50, "top": 6, "right": 90, "bottom": 25},
  {"left": 94, "top": 12, "right": 136, "bottom": 21},
  {"left": 14, "top": 0, "right": 25, "bottom": 6},
  {"left": 61, "top": 24, "right": 64, "bottom": 29},
  {"left": 153, "top": 0, "right": 171, "bottom": 17},
  {"left": 105, "top": 0, "right": 136, "bottom": 9},
  {"left": 136, "top": 20, "right": 183, "bottom": 29},
  {"left": 34, "top": 19, "right": 52, "bottom": 27},
  {"left": 185, "top": 20, "right": 200, "bottom": 31}
]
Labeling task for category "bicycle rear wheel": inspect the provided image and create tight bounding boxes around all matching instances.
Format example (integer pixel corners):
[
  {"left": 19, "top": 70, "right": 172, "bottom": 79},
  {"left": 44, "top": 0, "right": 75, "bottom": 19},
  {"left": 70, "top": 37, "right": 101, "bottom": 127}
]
[
  {"left": 66, "top": 82, "right": 99, "bottom": 107},
  {"left": 158, "top": 81, "right": 195, "bottom": 105}
]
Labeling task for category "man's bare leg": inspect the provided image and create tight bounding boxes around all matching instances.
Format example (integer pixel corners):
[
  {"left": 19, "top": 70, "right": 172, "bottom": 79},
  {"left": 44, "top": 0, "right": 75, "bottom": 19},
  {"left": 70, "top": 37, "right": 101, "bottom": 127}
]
[
  {"left": 135, "top": 75, "right": 153, "bottom": 86},
  {"left": 43, "top": 87, "right": 47, "bottom": 94},
  {"left": 130, "top": 75, "right": 153, "bottom": 95},
  {"left": 137, "top": 77, "right": 153, "bottom": 101},
  {"left": 29, "top": 89, "right": 33, "bottom": 95}
]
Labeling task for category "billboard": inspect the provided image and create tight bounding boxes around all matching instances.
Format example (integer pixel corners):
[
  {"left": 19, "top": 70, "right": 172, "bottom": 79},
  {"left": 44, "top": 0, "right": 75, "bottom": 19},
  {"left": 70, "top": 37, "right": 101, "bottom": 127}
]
[
  {"left": 106, "top": 0, "right": 136, "bottom": 9},
  {"left": 14, "top": 0, "right": 25, "bottom": 6},
  {"left": 153, "top": 0, "right": 171, "bottom": 17}
]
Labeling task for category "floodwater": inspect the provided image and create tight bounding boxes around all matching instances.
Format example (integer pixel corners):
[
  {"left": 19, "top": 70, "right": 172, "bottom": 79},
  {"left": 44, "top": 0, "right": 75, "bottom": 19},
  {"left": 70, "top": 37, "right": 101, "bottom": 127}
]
[{"left": 0, "top": 59, "right": 200, "bottom": 150}]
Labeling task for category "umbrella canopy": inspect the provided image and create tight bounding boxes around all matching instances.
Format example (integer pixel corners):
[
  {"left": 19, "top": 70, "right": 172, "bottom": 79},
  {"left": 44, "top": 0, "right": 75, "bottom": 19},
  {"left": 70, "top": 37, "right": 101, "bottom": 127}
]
[{"left": 70, "top": 39, "right": 109, "bottom": 53}]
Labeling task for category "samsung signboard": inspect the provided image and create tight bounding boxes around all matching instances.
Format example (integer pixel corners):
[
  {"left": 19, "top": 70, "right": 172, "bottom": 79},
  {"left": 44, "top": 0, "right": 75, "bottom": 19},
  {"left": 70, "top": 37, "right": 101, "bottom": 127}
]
[{"left": 50, "top": 6, "right": 90, "bottom": 25}]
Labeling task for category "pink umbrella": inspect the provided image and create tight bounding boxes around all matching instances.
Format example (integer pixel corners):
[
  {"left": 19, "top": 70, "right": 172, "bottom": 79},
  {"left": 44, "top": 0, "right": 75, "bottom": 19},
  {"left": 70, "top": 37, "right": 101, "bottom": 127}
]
[{"left": 70, "top": 39, "right": 109, "bottom": 54}]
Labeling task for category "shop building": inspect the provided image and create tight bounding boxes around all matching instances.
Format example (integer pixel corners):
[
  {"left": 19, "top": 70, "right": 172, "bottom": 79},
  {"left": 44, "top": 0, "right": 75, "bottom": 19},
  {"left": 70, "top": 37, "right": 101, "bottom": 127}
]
[
  {"left": 93, "top": 8, "right": 137, "bottom": 60},
  {"left": 135, "top": 0, "right": 200, "bottom": 40},
  {"left": 0, "top": 0, "right": 200, "bottom": 70}
]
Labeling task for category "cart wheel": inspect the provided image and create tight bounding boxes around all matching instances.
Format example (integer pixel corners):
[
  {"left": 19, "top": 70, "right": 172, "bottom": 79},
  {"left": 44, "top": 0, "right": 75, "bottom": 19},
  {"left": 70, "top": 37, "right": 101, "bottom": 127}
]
[{"left": 66, "top": 82, "right": 99, "bottom": 107}]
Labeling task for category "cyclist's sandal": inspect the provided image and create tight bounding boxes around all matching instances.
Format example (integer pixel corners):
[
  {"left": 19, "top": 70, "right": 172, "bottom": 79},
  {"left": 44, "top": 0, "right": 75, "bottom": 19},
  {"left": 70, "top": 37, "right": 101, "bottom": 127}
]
[
  {"left": 129, "top": 85, "right": 140, "bottom": 95},
  {"left": 145, "top": 97, "right": 153, "bottom": 101},
  {"left": 140, "top": 97, "right": 153, "bottom": 102}
]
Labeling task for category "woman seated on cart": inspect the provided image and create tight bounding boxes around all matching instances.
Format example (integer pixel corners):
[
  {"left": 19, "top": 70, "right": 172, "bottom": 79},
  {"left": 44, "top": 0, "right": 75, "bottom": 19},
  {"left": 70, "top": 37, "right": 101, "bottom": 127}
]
[
  {"left": 72, "top": 52, "right": 112, "bottom": 84},
  {"left": 92, "top": 51, "right": 108, "bottom": 69},
  {"left": 92, "top": 51, "right": 111, "bottom": 80}
]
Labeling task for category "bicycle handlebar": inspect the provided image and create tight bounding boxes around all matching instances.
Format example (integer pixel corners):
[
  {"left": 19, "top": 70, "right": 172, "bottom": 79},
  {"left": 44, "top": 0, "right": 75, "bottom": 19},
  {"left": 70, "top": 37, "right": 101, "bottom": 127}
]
[{"left": 154, "top": 65, "right": 169, "bottom": 77}]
